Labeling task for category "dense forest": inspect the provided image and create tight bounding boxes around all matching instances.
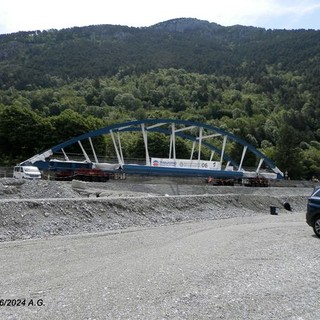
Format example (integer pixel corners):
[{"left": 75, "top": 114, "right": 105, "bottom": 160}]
[{"left": 1, "top": 18, "right": 320, "bottom": 179}]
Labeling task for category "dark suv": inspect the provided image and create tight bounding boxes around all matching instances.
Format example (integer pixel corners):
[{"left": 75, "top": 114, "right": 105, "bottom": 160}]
[{"left": 306, "top": 186, "right": 320, "bottom": 238}]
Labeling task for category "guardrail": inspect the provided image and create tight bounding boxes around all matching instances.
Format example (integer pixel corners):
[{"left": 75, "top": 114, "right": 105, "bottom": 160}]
[{"left": 0, "top": 167, "right": 14, "bottom": 178}]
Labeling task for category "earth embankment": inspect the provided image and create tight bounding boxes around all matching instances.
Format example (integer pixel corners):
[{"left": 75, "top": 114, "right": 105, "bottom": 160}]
[{"left": 0, "top": 178, "right": 313, "bottom": 241}]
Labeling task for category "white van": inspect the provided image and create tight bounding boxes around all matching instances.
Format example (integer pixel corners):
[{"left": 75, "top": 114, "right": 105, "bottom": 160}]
[{"left": 13, "top": 166, "right": 42, "bottom": 179}]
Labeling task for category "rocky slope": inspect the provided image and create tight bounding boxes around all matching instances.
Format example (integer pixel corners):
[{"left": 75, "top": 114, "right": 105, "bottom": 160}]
[{"left": 0, "top": 178, "right": 312, "bottom": 242}]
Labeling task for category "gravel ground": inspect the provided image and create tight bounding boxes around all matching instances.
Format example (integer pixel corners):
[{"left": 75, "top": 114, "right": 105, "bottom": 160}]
[
  {"left": 0, "top": 213, "right": 319, "bottom": 320},
  {"left": 0, "top": 178, "right": 313, "bottom": 242},
  {"left": 0, "top": 178, "right": 318, "bottom": 319}
]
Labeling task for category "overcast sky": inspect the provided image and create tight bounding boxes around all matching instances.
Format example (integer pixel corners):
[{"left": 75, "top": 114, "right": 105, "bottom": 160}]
[{"left": 1, "top": 0, "right": 320, "bottom": 34}]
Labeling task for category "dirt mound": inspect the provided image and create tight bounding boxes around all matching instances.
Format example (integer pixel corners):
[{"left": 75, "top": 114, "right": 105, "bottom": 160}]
[
  {"left": 0, "top": 178, "right": 80, "bottom": 199},
  {"left": 0, "top": 178, "right": 312, "bottom": 242}
]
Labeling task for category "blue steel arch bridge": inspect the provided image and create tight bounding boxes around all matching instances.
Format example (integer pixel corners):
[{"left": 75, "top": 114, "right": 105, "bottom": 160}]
[{"left": 21, "top": 119, "right": 283, "bottom": 180}]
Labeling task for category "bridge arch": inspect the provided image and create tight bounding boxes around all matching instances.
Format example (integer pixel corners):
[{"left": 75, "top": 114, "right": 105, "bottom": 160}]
[{"left": 23, "top": 119, "right": 283, "bottom": 179}]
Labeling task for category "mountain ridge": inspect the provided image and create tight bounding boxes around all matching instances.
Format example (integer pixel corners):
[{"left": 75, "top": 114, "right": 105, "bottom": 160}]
[
  {"left": 1, "top": 18, "right": 320, "bottom": 178},
  {"left": 0, "top": 18, "right": 319, "bottom": 89}
]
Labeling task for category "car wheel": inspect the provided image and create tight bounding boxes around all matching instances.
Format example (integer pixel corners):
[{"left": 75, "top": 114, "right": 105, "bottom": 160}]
[{"left": 313, "top": 217, "right": 320, "bottom": 238}]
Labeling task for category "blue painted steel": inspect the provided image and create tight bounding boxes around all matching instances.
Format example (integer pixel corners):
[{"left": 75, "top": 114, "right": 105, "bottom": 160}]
[
  {"left": 27, "top": 119, "right": 281, "bottom": 177},
  {"left": 33, "top": 160, "right": 92, "bottom": 171},
  {"left": 33, "top": 160, "right": 50, "bottom": 170},
  {"left": 122, "top": 164, "right": 244, "bottom": 178}
]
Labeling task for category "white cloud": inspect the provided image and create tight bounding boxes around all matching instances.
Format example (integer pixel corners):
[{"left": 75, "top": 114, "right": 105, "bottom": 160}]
[{"left": 207, "top": 0, "right": 320, "bottom": 29}]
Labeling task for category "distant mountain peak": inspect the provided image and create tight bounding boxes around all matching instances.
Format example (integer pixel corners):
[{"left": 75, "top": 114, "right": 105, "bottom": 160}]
[{"left": 150, "top": 18, "right": 221, "bottom": 32}]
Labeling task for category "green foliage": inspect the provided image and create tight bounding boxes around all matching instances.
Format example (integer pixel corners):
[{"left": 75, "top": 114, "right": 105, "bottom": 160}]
[
  {"left": 0, "top": 106, "right": 52, "bottom": 163},
  {"left": 274, "top": 125, "right": 304, "bottom": 179},
  {"left": 302, "top": 144, "right": 320, "bottom": 179},
  {"left": 0, "top": 66, "right": 319, "bottom": 178},
  {"left": 48, "top": 109, "right": 105, "bottom": 155},
  {"left": 1, "top": 21, "right": 320, "bottom": 89},
  {"left": 114, "top": 93, "right": 142, "bottom": 110},
  {"left": 1, "top": 21, "right": 320, "bottom": 178}
]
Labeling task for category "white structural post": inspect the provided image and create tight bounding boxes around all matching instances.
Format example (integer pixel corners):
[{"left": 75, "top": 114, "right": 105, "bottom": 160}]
[
  {"left": 169, "top": 134, "right": 173, "bottom": 159},
  {"left": 238, "top": 145, "right": 248, "bottom": 171},
  {"left": 78, "top": 141, "right": 91, "bottom": 162},
  {"left": 147, "top": 123, "right": 167, "bottom": 130},
  {"left": 198, "top": 127, "right": 203, "bottom": 167},
  {"left": 61, "top": 148, "right": 69, "bottom": 161},
  {"left": 110, "top": 130, "right": 123, "bottom": 165},
  {"left": 141, "top": 124, "right": 150, "bottom": 166},
  {"left": 220, "top": 135, "right": 227, "bottom": 165},
  {"left": 171, "top": 123, "right": 176, "bottom": 161},
  {"left": 190, "top": 141, "right": 195, "bottom": 160},
  {"left": 88, "top": 137, "right": 99, "bottom": 163},
  {"left": 256, "top": 158, "right": 264, "bottom": 173},
  {"left": 210, "top": 151, "right": 215, "bottom": 161},
  {"left": 117, "top": 132, "right": 124, "bottom": 165}
]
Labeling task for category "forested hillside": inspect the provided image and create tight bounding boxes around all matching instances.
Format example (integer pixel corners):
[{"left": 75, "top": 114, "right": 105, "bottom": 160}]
[{"left": 1, "top": 18, "right": 320, "bottom": 179}]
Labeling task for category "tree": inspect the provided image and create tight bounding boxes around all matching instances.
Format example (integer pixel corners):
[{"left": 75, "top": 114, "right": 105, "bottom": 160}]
[
  {"left": 48, "top": 109, "right": 105, "bottom": 157},
  {"left": 300, "top": 142, "right": 320, "bottom": 180},
  {"left": 274, "top": 124, "right": 304, "bottom": 179},
  {"left": 0, "top": 106, "right": 52, "bottom": 164},
  {"left": 114, "top": 93, "right": 142, "bottom": 110}
]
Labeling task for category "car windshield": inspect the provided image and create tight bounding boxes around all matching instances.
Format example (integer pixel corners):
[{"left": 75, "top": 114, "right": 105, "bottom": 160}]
[
  {"left": 25, "top": 167, "right": 39, "bottom": 173},
  {"left": 311, "top": 188, "right": 320, "bottom": 197}
]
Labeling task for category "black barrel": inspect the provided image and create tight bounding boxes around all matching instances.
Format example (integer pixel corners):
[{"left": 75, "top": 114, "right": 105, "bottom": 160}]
[{"left": 270, "top": 206, "right": 278, "bottom": 215}]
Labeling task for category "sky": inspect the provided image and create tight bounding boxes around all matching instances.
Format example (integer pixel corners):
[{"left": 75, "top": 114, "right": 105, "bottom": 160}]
[{"left": 0, "top": 0, "right": 320, "bottom": 35}]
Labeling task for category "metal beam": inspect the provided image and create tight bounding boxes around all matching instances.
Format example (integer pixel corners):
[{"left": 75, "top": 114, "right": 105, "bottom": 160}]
[
  {"left": 172, "top": 123, "right": 176, "bottom": 161},
  {"left": 141, "top": 124, "right": 150, "bottom": 166},
  {"left": 175, "top": 125, "right": 195, "bottom": 133},
  {"left": 238, "top": 146, "right": 247, "bottom": 171},
  {"left": 88, "top": 137, "right": 98, "bottom": 163},
  {"left": 61, "top": 148, "right": 69, "bottom": 161},
  {"left": 190, "top": 141, "right": 195, "bottom": 160},
  {"left": 117, "top": 132, "right": 124, "bottom": 165},
  {"left": 198, "top": 127, "right": 203, "bottom": 162},
  {"left": 110, "top": 130, "right": 122, "bottom": 165},
  {"left": 78, "top": 141, "right": 91, "bottom": 162},
  {"left": 147, "top": 123, "right": 167, "bottom": 130},
  {"left": 117, "top": 125, "right": 133, "bottom": 131},
  {"left": 169, "top": 134, "right": 173, "bottom": 159},
  {"left": 256, "top": 158, "right": 264, "bottom": 173},
  {"left": 22, "top": 119, "right": 282, "bottom": 178},
  {"left": 220, "top": 135, "right": 227, "bottom": 164},
  {"left": 198, "top": 133, "right": 222, "bottom": 140}
]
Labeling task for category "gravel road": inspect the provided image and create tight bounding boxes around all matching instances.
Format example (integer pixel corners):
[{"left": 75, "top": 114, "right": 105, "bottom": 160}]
[
  {"left": 0, "top": 178, "right": 318, "bottom": 319},
  {"left": 0, "top": 211, "right": 319, "bottom": 320}
]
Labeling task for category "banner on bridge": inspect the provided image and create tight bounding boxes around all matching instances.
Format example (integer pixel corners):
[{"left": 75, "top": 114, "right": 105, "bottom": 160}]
[{"left": 151, "top": 158, "right": 222, "bottom": 170}]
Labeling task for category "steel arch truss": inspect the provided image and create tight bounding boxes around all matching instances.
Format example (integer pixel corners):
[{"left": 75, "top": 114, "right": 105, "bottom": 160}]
[{"left": 23, "top": 119, "right": 283, "bottom": 179}]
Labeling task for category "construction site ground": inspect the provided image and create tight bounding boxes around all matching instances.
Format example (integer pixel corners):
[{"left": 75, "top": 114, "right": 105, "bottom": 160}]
[
  {"left": 0, "top": 177, "right": 313, "bottom": 241},
  {"left": 0, "top": 177, "right": 319, "bottom": 319}
]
